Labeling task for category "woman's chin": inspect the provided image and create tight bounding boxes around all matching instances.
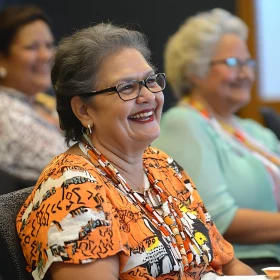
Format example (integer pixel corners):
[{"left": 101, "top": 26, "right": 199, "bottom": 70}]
[
  {"left": 136, "top": 131, "right": 161, "bottom": 146},
  {"left": 228, "top": 94, "right": 251, "bottom": 111}
]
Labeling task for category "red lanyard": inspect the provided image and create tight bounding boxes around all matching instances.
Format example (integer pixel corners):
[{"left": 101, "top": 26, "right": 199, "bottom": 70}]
[{"left": 187, "top": 98, "right": 280, "bottom": 167}]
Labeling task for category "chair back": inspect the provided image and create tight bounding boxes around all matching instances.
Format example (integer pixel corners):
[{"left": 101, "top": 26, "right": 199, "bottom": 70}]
[
  {"left": 0, "top": 169, "right": 36, "bottom": 195},
  {"left": 260, "top": 106, "right": 280, "bottom": 140},
  {"left": 0, "top": 187, "right": 34, "bottom": 280}
]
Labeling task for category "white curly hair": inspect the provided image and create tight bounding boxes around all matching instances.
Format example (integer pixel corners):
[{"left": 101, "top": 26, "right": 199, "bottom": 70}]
[{"left": 164, "top": 8, "right": 248, "bottom": 99}]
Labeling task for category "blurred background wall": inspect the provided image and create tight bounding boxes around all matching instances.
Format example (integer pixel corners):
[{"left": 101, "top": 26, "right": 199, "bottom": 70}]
[
  {"left": 0, "top": 0, "right": 235, "bottom": 112},
  {"left": 1, "top": 0, "right": 279, "bottom": 124}
]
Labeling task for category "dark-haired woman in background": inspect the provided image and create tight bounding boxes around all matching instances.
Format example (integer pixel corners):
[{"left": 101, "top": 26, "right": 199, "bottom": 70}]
[{"left": 0, "top": 5, "right": 65, "bottom": 192}]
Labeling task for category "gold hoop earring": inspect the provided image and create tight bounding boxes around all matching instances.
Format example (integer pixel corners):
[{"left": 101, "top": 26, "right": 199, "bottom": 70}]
[{"left": 87, "top": 124, "right": 92, "bottom": 135}]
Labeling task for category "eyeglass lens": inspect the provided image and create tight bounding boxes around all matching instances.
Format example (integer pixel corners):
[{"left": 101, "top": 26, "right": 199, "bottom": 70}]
[
  {"left": 225, "top": 57, "right": 256, "bottom": 68},
  {"left": 117, "top": 73, "right": 166, "bottom": 101}
]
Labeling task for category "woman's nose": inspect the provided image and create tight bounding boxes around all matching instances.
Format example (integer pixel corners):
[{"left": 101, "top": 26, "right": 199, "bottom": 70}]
[
  {"left": 38, "top": 45, "right": 53, "bottom": 61},
  {"left": 136, "top": 85, "right": 156, "bottom": 103},
  {"left": 238, "top": 65, "right": 255, "bottom": 81}
]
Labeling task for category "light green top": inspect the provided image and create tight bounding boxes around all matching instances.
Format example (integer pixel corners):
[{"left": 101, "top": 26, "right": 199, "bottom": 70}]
[{"left": 153, "top": 106, "right": 280, "bottom": 261}]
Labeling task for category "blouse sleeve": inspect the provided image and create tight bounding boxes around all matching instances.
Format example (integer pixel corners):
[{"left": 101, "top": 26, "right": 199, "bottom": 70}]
[
  {"left": 16, "top": 156, "right": 130, "bottom": 280},
  {"left": 153, "top": 108, "right": 238, "bottom": 234}
]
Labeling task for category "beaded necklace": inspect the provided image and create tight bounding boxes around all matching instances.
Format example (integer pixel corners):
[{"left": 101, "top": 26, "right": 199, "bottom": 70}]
[{"left": 80, "top": 133, "right": 211, "bottom": 275}]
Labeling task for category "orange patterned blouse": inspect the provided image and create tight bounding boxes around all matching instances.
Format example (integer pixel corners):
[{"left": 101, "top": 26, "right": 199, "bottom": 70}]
[{"left": 16, "top": 147, "right": 234, "bottom": 280}]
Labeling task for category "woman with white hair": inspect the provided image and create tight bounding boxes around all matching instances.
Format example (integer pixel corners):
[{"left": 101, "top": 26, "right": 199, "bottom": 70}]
[{"left": 153, "top": 8, "right": 280, "bottom": 272}]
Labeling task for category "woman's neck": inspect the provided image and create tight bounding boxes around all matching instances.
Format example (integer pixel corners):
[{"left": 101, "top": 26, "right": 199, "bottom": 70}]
[
  {"left": 183, "top": 93, "right": 235, "bottom": 125},
  {"left": 88, "top": 135, "right": 147, "bottom": 193}
]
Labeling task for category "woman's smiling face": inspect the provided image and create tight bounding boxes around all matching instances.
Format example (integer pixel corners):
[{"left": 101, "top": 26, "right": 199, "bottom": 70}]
[
  {"left": 0, "top": 20, "right": 54, "bottom": 95},
  {"left": 86, "top": 48, "right": 164, "bottom": 152}
]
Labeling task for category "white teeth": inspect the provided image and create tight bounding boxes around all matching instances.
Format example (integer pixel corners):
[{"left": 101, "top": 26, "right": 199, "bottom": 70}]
[{"left": 130, "top": 111, "right": 153, "bottom": 119}]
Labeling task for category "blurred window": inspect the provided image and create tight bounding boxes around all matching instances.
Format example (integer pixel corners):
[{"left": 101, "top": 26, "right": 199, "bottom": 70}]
[{"left": 256, "top": 0, "right": 280, "bottom": 100}]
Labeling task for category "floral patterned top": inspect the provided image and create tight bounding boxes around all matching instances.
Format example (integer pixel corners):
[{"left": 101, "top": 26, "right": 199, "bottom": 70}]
[
  {"left": 16, "top": 147, "right": 234, "bottom": 280},
  {"left": 0, "top": 86, "right": 66, "bottom": 182}
]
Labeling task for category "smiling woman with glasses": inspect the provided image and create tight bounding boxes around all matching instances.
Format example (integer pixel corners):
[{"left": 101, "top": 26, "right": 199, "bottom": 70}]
[
  {"left": 16, "top": 22, "right": 255, "bottom": 280},
  {"left": 153, "top": 8, "right": 280, "bottom": 273}
]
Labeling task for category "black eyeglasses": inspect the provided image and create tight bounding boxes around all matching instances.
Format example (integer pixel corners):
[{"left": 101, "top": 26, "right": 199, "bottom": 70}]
[
  {"left": 210, "top": 57, "right": 257, "bottom": 70},
  {"left": 80, "top": 73, "right": 166, "bottom": 101}
]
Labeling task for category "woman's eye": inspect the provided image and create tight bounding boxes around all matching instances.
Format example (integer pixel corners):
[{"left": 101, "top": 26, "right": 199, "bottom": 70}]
[
  {"left": 24, "top": 42, "right": 54, "bottom": 51},
  {"left": 118, "top": 82, "right": 136, "bottom": 94},
  {"left": 147, "top": 76, "right": 157, "bottom": 86},
  {"left": 124, "top": 84, "right": 133, "bottom": 90},
  {"left": 24, "top": 44, "right": 39, "bottom": 50},
  {"left": 122, "top": 84, "right": 133, "bottom": 90},
  {"left": 46, "top": 42, "right": 55, "bottom": 50},
  {"left": 225, "top": 58, "right": 238, "bottom": 67}
]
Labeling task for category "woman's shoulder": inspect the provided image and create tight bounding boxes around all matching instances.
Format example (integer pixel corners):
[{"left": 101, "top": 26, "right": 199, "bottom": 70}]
[
  {"left": 0, "top": 87, "right": 37, "bottom": 122},
  {"left": 235, "top": 115, "right": 264, "bottom": 129},
  {"left": 16, "top": 152, "right": 111, "bottom": 239},
  {"left": 37, "top": 153, "right": 98, "bottom": 185},
  {"left": 0, "top": 87, "right": 25, "bottom": 108},
  {"left": 144, "top": 146, "right": 169, "bottom": 161},
  {"left": 21, "top": 153, "right": 102, "bottom": 208},
  {"left": 0, "top": 89, "right": 35, "bottom": 135},
  {"left": 16, "top": 152, "right": 130, "bottom": 279},
  {"left": 235, "top": 116, "right": 279, "bottom": 145},
  {"left": 0, "top": 88, "right": 57, "bottom": 118},
  {"left": 144, "top": 147, "right": 184, "bottom": 176}
]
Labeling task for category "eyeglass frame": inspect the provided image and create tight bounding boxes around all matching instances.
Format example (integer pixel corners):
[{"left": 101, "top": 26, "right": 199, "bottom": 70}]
[
  {"left": 79, "top": 72, "right": 166, "bottom": 101},
  {"left": 210, "top": 57, "right": 257, "bottom": 70}
]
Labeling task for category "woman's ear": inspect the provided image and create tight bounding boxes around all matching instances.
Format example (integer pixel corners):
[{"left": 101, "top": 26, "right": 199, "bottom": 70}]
[{"left": 71, "top": 96, "right": 93, "bottom": 128}]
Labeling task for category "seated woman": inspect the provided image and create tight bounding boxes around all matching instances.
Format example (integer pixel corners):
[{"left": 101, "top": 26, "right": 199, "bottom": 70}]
[
  {"left": 16, "top": 23, "right": 255, "bottom": 279},
  {"left": 153, "top": 8, "right": 280, "bottom": 272},
  {"left": 0, "top": 5, "right": 65, "bottom": 192}
]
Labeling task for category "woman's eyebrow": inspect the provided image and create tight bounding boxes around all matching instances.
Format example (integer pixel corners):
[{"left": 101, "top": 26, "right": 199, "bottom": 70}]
[{"left": 113, "top": 70, "right": 155, "bottom": 84}]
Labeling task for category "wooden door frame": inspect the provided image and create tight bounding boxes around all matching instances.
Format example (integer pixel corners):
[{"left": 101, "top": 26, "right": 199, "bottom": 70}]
[{"left": 236, "top": 0, "right": 280, "bottom": 124}]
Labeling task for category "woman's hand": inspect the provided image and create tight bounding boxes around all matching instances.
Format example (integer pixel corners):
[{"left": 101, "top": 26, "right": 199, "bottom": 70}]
[
  {"left": 50, "top": 254, "right": 120, "bottom": 280},
  {"left": 224, "top": 209, "right": 280, "bottom": 244},
  {"left": 222, "top": 257, "right": 257, "bottom": 276}
]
